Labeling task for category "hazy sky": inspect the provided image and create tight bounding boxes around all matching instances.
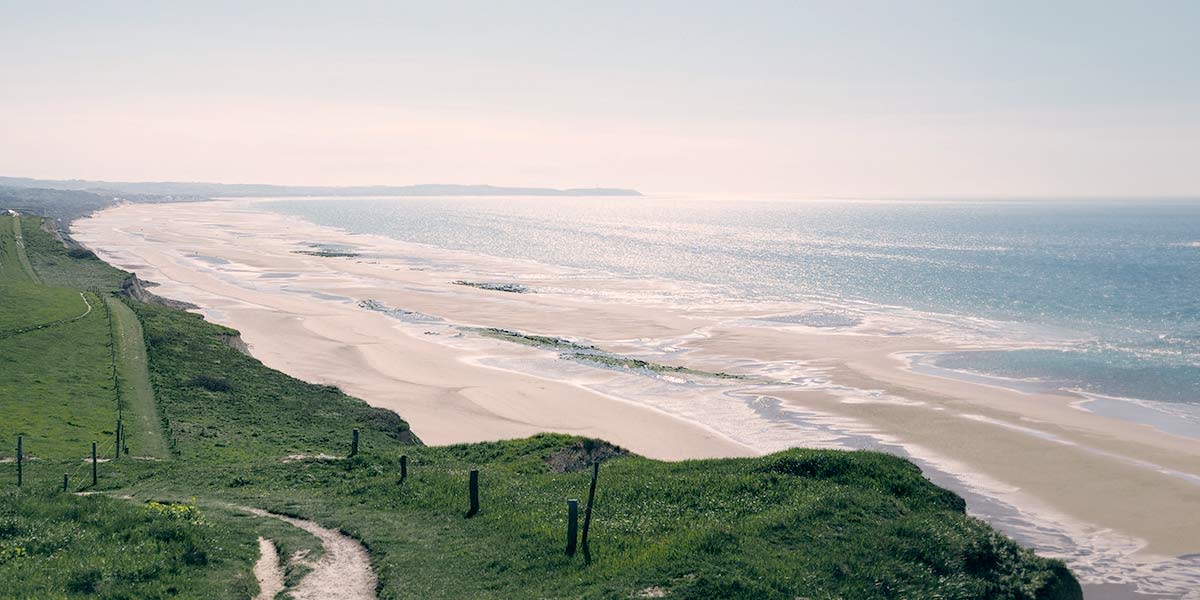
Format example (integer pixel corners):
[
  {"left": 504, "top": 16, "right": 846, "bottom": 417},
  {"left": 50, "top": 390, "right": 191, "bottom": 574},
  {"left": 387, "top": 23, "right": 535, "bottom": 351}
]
[{"left": 1, "top": 1, "right": 1197, "bottom": 196}]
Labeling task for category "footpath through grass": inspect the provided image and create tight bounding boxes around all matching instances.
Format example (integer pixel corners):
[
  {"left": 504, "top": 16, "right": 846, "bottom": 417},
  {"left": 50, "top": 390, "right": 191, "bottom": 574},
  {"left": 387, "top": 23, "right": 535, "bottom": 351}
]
[
  {"left": 1, "top": 214, "right": 1083, "bottom": 599},
  {"left": 8, "top": 214, "right": 41, "bottom": 284},
  {"left": 0, "top": 487, "right": 323, "bottom": 600},
  {"left": 124, "top": 435, "right": 1080, "bottom": 599},
  {"left": 2, "top": 215, "right": 326, "bottom": 600},
  {"left": 106, "top": 296, "right": 168, "bottom": 459}
]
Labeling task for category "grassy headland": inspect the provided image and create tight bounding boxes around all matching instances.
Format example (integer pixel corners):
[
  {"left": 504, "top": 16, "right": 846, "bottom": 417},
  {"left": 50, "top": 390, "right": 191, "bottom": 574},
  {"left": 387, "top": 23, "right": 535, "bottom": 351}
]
[{"left": 0, "top": 213, "right": 1081, "bottom": 599}]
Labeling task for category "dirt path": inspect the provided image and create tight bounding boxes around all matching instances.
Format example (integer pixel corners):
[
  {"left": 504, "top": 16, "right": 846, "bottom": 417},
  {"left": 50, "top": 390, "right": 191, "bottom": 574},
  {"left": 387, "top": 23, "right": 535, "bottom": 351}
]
[
  {"left": 254, "top": 537, "right": 286, "bottom": 600},
  {"left": 242, "top": 507, "right": 376, "bottom": 600}
]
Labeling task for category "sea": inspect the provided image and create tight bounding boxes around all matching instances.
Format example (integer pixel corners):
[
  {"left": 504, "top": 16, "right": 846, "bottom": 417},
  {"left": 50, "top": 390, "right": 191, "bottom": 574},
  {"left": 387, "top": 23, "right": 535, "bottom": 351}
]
[{"left": 264, "top": 195, "right": 1200, "bottom": 424}]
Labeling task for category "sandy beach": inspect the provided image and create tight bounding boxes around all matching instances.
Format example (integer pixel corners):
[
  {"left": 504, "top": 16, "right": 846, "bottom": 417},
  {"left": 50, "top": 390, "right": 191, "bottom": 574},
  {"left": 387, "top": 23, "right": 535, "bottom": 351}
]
[{"left": 74, "top": 199, "right": 1200, "bottom": 597}]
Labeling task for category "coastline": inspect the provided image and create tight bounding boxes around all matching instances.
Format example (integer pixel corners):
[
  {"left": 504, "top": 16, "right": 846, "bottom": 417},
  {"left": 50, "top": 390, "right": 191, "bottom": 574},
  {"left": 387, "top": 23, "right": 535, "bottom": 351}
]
[
  {"left": 73, "top": 199, "right": 1200, "bottom": 597},
  {"left": 905, "top": 351, "right": 1200, "bottom": 440}
]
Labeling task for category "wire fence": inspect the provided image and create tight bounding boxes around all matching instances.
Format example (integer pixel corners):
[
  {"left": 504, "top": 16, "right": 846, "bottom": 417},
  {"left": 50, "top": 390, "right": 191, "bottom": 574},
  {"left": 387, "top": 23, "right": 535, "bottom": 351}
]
[
  {"left": 10, "top": 433, "right": 122, "bottom": 493},
  {"left": 102, "top": 295, "right": 125, "bottom": 419},
  {"left": 6, "top": 219, "right": 130, "bottom": 492}
]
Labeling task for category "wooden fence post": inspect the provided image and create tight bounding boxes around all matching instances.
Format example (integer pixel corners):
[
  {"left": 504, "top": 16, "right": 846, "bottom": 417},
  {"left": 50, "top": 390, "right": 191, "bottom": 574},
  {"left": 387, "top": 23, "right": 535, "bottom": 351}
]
[
  {"left": 466, "top": 469, "right": 479, "bottom": 518},
  {"left": 400, "top": 455, "right": 408, "bottom": 481},
  {"left": 91, "top": 441, "right": 98, "bottom": 486},
  {"left": 566, "top": 499, "right": 579, "bottom": 556},
  {"left": 581, "top": 462, "right": 600, "bottom": 562},
  {"left": 350, "top": 428, "right": 359, "bottom": 457},
  {"left": 15, "top": 436, "right": 22, "bottom": 488},
  {"left": 63, "top": 473, "right": 69, "bottom": 492}
]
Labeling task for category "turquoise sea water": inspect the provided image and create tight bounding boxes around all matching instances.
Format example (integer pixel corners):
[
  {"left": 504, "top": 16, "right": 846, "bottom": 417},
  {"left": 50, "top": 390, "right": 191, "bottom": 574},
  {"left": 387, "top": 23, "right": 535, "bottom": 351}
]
[{"left": 265, "top": 196, "right": 1200, "bottom": 408}]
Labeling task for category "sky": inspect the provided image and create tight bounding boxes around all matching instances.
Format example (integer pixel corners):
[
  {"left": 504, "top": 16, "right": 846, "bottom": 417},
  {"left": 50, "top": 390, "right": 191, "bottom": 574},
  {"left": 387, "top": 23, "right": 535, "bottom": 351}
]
[{"left": 1, "top": 1, "right": 1197, "bottom": 196}]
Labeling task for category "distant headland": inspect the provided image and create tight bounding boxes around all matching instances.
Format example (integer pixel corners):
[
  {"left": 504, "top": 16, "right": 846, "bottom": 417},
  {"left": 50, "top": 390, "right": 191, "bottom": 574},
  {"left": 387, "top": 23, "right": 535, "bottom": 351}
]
[{"left": 0, "top": 175, "right": 642, "bottom": 199}]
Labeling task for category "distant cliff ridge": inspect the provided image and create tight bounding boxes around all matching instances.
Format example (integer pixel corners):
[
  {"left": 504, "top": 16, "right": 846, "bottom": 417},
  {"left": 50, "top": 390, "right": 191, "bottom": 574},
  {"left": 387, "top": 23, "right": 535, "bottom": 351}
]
[{"left": 0, "top": 176, "right": 642, "bottom": 198}]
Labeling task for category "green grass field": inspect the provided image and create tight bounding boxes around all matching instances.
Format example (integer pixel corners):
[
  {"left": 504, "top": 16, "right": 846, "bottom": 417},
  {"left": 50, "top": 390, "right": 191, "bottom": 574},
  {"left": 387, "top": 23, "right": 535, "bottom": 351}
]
[
  {"left": 1, "top": 214, "right": 1082, "bottom": 599},
  {"left": 0, "top": 217, "right": 91, "bottom": 333},
  {"left": 1, "top": 217, "right": 118, "bottom": 460},
  {"left": 0, "top": 290, "right": 117, "bottom": 461}
]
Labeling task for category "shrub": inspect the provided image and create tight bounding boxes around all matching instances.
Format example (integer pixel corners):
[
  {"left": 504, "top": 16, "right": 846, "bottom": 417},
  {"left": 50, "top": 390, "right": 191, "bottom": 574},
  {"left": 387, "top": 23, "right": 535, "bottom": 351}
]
[
  {"left": 189, "top": 374, "right": 232, "bottom": 392},
  {"left": 66, "top": 248, "right": 98, "bottom": 260}
]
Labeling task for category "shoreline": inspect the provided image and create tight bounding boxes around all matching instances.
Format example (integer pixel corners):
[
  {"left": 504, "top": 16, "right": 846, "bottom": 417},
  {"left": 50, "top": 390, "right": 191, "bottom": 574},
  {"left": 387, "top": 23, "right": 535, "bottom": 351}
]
[
  {"left": 904, "top": 351, "right": 1200, "bottom": 441},
  {"left": 73, "top": 199, "right": 1200, "bottom": 597}
]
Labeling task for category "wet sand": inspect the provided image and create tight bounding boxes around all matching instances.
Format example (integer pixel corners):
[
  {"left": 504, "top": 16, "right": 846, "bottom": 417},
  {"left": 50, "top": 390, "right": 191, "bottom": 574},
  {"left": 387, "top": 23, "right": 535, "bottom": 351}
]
[{"left": 74, "top": 199, "right": 1200, "bottom": 597}]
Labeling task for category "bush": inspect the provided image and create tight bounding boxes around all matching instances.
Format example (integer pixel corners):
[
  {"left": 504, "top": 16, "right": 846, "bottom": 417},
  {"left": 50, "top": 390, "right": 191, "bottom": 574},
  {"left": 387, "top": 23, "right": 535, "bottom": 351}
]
[
  {"left": 189, "top": 374, "right": 232, "bottom": 392},
  {"left": 66, "top": 248, "right": 97, "bottom": 260}
]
